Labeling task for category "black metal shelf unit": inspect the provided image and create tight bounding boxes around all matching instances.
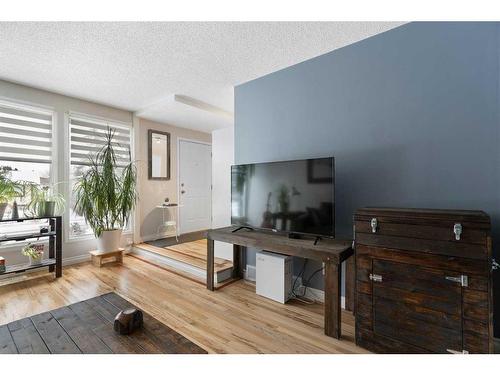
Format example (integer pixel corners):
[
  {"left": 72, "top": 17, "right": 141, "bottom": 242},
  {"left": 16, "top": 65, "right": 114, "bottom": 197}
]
[{"left": 0, "top": 216, "right": 62, "bottom": 277}]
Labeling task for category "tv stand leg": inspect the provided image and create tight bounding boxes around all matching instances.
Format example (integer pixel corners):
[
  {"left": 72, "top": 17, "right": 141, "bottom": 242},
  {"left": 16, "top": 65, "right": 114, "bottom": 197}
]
[
  {"left": 207, "top": 239, "right": 215, "bottom": 291},
  {"left": 324, "top": 260, "right": 341, "bottom": 339},
  {"left": 232, "top": 244, "right": 245, "bottom": 279}
]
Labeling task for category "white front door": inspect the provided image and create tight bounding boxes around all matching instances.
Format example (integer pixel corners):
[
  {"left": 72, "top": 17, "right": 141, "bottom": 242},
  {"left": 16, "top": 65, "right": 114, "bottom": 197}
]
[{"left": 178, "top": 139, "right": 212, "bottom": 234}]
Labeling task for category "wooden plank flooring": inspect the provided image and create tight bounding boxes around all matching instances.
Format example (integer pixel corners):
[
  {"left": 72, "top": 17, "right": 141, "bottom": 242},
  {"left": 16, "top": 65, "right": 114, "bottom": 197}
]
[
  {"left": 146, "top": 230, "right": 206, "bottom": 248},
  {"left": 0, "top": 255, "right": 367, "bottom": 353},
  {"left": 8, "top": 318, "right": 49, "bottom": 354},
  {"left": 135, "top": 239, "right": 233, "bottom": 273},
  {"left": 0, "top": 292, "right": 206, "bottom": 354}
]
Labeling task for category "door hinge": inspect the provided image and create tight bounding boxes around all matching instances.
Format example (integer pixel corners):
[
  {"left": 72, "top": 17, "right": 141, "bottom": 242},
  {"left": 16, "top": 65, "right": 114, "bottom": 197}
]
[
  {"left": 446, "top": 349, "right": 469, "bottom": 354},
  {"left": 370, "top": 218, "right": 378, "bottom": 233},
  {"left": 369, "top": 273, "right": 382, "bottom": 282},
  {"left": 445, "top": 275, "right": 468, "bottom": 287}
]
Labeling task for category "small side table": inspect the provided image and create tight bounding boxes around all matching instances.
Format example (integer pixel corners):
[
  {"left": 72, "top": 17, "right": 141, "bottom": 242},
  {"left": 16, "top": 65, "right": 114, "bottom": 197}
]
[{"left": 156, "top": 204, "right": 181, "bottom": 241}]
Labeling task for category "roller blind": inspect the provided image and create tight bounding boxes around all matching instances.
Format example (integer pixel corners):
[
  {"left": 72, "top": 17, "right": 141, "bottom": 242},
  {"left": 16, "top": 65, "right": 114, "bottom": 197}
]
[
  {"left": 0, "top": 103, "right": 53, "bottom": 164},
  {"left": 69, "top": 114, "right": 132, "bottom": 167}
]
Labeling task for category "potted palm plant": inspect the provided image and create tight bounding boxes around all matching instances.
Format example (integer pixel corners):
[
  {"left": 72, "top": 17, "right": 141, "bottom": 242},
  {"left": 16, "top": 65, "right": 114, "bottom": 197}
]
[{"left": 73, "top": 127, "right": 137, "bottom": 252}]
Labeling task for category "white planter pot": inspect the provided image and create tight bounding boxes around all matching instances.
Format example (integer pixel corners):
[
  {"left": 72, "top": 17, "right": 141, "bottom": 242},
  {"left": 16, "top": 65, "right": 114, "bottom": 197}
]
[
  {"left": 29, "top": 257, "right": 42, "bottom": 266},
  {"left": 97, "top": 229, "right": 122, "bottom": 252}
]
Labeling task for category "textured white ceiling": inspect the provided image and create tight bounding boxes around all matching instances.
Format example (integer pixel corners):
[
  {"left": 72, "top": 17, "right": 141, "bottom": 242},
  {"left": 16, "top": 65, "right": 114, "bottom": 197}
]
[{"left": 0, "top": 22, "right": 404, "bottom": 131}]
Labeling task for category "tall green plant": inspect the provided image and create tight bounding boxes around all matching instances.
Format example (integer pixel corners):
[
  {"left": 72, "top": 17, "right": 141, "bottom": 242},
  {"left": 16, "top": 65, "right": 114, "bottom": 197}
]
[{"left": 73, "top": 127, "right": 137, "bottom": 237}]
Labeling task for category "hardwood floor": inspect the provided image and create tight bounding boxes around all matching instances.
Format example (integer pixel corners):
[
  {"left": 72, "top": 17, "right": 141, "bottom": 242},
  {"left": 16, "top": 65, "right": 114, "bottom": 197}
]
[
  {"left": 0, "top": 255, "right": 367, "bottom": 353},
  {"left": 0, "top": 293, "right": 206, "bottom": 354},
  {"left": 135, "top": 240, "right": 233, "bottom": 274}
]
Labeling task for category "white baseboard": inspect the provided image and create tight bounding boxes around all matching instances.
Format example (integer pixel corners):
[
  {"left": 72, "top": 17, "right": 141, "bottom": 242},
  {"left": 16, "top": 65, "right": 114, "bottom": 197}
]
[
  {"left": 291, "top": 276, "right": 345, "bottom": 308},
  {"left": 62, "top": 253, "right": 91, "bottom": 266},
  {"left": 244, "top": 265, "right": 256, "bottom": 281},
  {"left": 245, "top": 268, "right": 345, "bottom": 308}
]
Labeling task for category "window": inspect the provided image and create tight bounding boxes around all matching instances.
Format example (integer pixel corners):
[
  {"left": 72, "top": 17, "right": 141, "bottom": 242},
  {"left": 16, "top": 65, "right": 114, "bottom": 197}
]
[
  {"left": 0, "top": 100, "right": 54, "bottom": 242},
  {"left": 68, "top": 114, "right": 133, "bottom": 239}
]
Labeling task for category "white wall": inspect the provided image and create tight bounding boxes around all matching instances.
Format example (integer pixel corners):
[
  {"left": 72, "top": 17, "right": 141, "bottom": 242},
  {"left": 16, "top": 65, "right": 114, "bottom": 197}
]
[
  {"left": 0, "top": 79, "right": 134, "bottom": 266},
  {"left": 211, "top": 127, "right": 234, "bottom": 260},
  {"left": 134, "top": 117, "right": 211, "bottom": 242}
]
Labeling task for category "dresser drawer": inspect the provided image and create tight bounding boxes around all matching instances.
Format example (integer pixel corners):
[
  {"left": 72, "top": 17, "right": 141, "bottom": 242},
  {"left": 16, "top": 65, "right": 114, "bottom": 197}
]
[
  {"left": 354, "top": 209, "right": 490, "bottom": 260},
  {"left": 355, "top": 220, "right": 487, "bottom": 245}
]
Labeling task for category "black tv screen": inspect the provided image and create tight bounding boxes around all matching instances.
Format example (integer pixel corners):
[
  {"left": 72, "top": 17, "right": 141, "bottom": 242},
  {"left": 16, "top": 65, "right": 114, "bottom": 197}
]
[{"left": 231, "top": 157, "right": 335, "bottom": 237}]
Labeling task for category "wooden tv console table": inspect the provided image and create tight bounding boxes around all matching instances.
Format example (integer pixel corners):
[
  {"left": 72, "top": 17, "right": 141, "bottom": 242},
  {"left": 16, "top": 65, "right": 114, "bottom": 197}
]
[{"left": 206, "top": 227, "right": 353, "bottom": 339}]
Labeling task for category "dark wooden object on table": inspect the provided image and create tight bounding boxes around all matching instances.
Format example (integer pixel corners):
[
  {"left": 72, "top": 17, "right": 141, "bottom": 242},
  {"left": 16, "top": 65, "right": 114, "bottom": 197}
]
[
  {"left": 354, "top": 207, "right": 494, "bottom": 354},
  {"left": 0, "top": 216, "right": 62, "bottom": 278},
  {"left": 114, "top": 308, "right": 144, "bottom": 335},
  {"left": 206, "top": 227, "right": 353, "bottom": 339}
]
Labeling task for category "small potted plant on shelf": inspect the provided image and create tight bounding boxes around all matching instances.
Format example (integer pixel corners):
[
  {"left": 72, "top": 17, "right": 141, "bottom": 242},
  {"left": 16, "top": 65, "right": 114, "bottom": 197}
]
[
  {"left": 73, "top": 127, "right": 137, "bottom": 252},
  {"left": 22, "top": 243, "right": 44, "bottom": 265},
  {"left": 25, "top": 183, "right": 65, "bottom": 217}
]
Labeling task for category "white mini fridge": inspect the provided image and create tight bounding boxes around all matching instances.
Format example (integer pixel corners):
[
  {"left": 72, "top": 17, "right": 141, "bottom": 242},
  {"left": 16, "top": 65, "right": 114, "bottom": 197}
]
[{"left": 256, "top": 251, "right": 293, "bottom": 303}]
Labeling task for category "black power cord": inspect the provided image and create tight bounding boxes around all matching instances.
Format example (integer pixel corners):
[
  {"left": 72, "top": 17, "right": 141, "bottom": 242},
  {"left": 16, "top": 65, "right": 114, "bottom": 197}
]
[
  {"left": 298, "top": 266, "right": 324, "bottom": 298},
  {"left": 290, "top": 258, "right": 308, "bottom": 298},
  {"left": 291, "top": 259, "right": 325, "bottom": 300}
]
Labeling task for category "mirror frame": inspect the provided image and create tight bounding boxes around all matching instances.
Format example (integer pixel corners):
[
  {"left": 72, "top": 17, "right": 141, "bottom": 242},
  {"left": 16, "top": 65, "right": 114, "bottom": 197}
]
[{"left": 148, "top": 129, "right": 171, "bottom": 180}]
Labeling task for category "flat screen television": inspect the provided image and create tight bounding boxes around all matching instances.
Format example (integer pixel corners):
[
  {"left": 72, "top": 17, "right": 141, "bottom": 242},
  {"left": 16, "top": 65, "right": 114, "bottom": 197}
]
[{"left": 231, "top": 157, "right": 335, "bottom": 237}]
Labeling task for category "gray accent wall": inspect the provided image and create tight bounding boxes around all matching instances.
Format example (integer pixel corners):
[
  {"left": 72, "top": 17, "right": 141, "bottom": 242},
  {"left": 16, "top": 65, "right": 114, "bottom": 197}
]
[{"left": 234, "top": 22, "right": 500, "bottom": 334}]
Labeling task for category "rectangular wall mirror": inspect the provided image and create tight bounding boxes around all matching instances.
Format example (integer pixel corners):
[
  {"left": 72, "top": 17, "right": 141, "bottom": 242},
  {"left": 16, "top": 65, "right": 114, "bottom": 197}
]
[{"left": 148, "top": 129, "right": 171, "bottom": 180}]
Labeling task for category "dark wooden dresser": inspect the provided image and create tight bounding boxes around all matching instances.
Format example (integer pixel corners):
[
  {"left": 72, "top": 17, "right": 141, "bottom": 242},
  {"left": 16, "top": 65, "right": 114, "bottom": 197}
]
[{"left": 354, "top": 208, "right": 494, "bottom": 353}]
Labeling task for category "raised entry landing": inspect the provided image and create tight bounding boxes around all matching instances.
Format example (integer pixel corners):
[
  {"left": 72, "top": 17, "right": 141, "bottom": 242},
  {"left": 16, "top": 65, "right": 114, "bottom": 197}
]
[{"left": 132, "top": 239, "right": 233, "bottom": 284}]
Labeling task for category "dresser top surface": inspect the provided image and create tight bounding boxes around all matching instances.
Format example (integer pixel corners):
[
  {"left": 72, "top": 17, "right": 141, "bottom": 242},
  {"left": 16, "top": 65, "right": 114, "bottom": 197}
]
[{"left": 355, "top": 207, "right": 490, "bottom": 223}]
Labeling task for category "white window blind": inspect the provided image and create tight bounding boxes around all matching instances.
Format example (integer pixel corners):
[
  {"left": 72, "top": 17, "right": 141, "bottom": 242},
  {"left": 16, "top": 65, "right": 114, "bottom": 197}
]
[
  {"left": 69, "top": 115, "right": 132, "bottom": 166},
  {"left": 68, "top": 114, "right": 132, "bottom": 239},
  {"left": 0, "top": 103, "right": 53, "bottom": 164}
]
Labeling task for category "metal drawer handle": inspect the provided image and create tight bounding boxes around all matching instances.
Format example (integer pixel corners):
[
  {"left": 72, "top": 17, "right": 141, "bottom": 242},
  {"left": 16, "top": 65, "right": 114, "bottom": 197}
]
[
  {"left": 369, "top": 273, "right": 382, "bottom": 282},
  {"left": 371, "top": 218, "right": 378, "bottom": 233},
  {"left": 446, "top": 349, "right": 469, "bottom": 354},
  {"left": 445, "top": 275, "right": 468, "bottom": 287},
  {"left": 453, "top": 223, "right": 462, "bottom": 241}
]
